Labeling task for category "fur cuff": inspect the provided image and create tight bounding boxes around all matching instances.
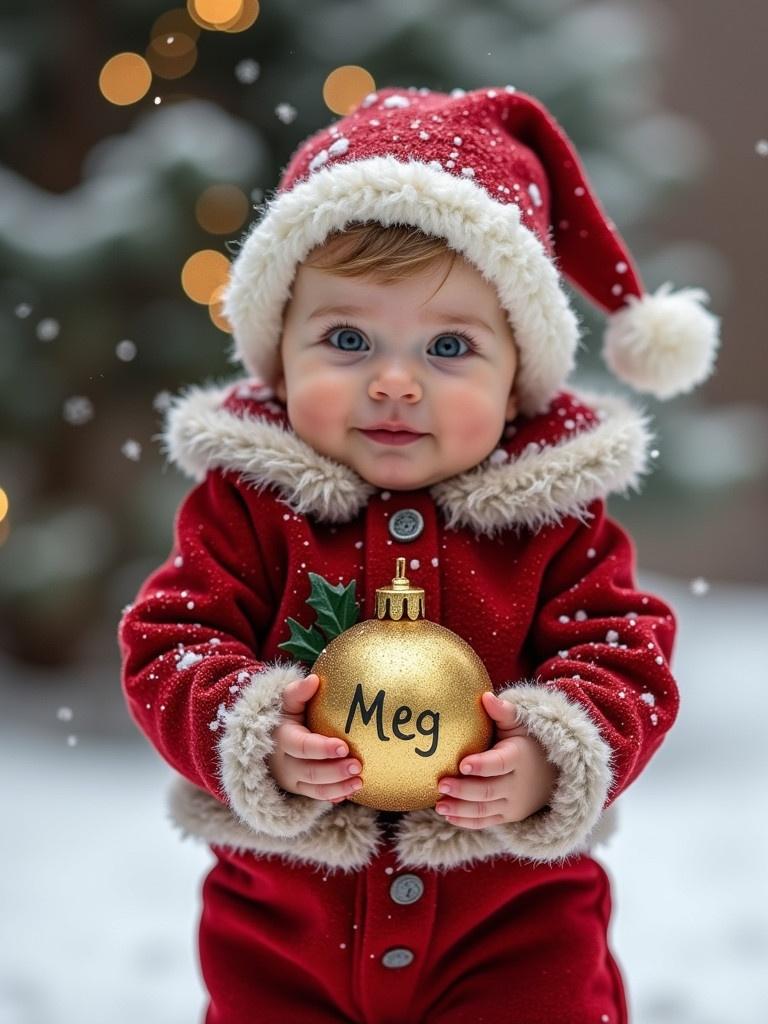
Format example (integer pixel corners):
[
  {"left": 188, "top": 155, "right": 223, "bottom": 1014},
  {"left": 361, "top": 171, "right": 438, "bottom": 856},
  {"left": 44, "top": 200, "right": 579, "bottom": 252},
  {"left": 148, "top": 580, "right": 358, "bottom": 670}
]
[
  {"left": 218, "top": 660, "right": 332, "bottom": 838},
  {"left": 492, "top": 683, "right": 614, "bottom": 861}
]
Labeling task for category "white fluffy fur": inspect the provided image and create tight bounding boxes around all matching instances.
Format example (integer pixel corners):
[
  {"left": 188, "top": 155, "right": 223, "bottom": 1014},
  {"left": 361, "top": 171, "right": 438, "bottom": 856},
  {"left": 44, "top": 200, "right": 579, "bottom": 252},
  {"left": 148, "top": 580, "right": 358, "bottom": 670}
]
[
  {"left": 161, "top": 382, "right": 652, "bottom": 535},
  {"left": 217, "top": 660, "right": 334, "bottom": 837},
  {"left": 222, "top": 156, "right": 579, "bottom": 416},
  {"left": 603, "top": 282, "right": 720, "bottom": 399}
]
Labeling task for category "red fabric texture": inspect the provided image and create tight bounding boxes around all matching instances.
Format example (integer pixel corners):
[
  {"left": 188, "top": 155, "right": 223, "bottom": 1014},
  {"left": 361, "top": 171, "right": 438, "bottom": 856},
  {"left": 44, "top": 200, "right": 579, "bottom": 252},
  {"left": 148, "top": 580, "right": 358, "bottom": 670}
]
[{"left": 199, "top": 842, "right": 627, "bottom": 1024}]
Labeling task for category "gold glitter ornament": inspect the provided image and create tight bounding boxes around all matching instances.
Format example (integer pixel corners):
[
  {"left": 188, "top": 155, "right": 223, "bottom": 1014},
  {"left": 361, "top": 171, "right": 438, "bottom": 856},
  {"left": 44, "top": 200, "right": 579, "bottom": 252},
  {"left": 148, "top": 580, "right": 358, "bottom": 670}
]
[{"left": 307, "top": 558, "right": 493, "bottom": 811}]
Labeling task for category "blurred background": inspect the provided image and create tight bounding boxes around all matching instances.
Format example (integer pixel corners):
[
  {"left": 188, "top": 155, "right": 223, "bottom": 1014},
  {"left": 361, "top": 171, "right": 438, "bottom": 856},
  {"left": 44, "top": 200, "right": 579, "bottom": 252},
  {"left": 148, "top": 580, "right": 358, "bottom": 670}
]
[{"left": 1, "top": 1, "right": 766, "bottom": 1022}]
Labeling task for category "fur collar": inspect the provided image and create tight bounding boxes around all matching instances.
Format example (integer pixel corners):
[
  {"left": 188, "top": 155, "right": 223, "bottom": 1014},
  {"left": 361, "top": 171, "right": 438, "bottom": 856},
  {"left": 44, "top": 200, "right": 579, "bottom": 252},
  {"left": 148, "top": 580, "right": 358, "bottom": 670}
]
[{"left": 161, "top": 377, "right": 652, "bottom": 536}]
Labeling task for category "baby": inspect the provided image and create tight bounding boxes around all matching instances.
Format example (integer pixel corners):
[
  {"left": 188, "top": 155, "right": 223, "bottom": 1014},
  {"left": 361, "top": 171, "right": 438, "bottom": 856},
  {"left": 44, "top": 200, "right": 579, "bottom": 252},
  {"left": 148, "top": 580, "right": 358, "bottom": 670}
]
[{"left": 120, "top": 86, "right": 719, "bottom": 1023}]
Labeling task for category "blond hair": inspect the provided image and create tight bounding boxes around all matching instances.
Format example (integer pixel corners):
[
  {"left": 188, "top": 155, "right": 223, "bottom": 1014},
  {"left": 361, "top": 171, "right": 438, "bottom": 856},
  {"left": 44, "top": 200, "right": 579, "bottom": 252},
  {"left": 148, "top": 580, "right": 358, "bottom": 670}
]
[{"left": 303, "top": 222, "right": 456, "bottom": 293}]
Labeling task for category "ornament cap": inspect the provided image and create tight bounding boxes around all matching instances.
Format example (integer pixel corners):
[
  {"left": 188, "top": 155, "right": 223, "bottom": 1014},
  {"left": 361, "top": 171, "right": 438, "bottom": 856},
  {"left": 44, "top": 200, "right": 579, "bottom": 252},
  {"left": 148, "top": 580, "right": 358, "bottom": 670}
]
[{"left": 376, "top": 557, "right": 426, "bottom": 621}]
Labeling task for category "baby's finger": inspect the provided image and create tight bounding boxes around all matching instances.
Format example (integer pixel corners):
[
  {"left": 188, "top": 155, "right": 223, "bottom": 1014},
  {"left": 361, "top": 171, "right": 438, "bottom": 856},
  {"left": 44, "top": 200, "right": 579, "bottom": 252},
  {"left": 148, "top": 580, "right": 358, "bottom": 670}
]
[
  {"left": 292, "top": 755, "right": 362, "bottom": 788},
  {"left": 280, "top": 674, "right": 320, "bottom": 715},
  {"left": 280, "top": 721, "right": 349, "bottom": 760},
  {"left": 459, "top": 739, "right": 518, "bottom": 777}
]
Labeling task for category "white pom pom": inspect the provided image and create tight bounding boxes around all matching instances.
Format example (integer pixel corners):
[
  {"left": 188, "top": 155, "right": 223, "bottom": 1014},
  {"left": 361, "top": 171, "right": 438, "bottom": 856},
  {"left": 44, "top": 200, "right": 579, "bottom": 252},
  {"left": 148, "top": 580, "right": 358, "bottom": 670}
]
[{"left": 603, "top": 283, "right": 720, "bottom": 399}]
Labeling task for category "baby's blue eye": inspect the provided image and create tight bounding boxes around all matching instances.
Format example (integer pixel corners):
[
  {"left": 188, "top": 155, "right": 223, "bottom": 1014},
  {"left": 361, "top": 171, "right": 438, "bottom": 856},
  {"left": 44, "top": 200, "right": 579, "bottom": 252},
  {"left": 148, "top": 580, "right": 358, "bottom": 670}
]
[
  {"left": 429, "top": 334, "right": 470, "bottom": 358},
  {"left": 324, "top": 326, "right": 474, "bottom": 357},
  {"left": 328, "top": 327, "right": 369, "bottom": 352}
]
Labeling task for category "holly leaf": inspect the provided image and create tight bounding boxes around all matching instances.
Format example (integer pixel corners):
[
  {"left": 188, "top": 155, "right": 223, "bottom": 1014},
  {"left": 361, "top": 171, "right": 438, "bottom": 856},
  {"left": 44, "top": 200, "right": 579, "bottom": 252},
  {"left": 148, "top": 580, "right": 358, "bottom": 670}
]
[
  {"left": 277, "top": 573, "right": 361, "bottom": 667},
  {"left": 305, "top": 572, "right": 360, "bottom": 641},
  {"left": 278, "top": 617, "right": 328, "bottom": 665}
]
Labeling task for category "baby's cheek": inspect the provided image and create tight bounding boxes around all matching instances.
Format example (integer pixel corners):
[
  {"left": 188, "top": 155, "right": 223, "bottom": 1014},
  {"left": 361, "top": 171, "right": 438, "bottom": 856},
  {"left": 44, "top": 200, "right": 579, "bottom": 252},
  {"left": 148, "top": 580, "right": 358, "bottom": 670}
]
[
  {"left": 446, "top": 393, "right": 503, "bottom": 447},
  {"left": 290, "top": 378, "right": 348, "bottom": 439}
]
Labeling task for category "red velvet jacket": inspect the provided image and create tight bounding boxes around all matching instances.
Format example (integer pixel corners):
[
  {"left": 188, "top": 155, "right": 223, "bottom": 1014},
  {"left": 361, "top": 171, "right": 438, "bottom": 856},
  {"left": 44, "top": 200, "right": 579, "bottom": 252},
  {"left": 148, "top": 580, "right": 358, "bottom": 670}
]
[{"left": 118, "top": 378, "right": 677, "bottom": 873}]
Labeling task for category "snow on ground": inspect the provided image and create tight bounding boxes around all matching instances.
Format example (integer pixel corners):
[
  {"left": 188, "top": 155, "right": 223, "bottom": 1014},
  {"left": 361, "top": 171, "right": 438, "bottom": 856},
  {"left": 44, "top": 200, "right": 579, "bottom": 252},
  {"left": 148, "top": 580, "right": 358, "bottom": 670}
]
[{"left": 1, "top": 574, "right": 767, "bottom": 1024}]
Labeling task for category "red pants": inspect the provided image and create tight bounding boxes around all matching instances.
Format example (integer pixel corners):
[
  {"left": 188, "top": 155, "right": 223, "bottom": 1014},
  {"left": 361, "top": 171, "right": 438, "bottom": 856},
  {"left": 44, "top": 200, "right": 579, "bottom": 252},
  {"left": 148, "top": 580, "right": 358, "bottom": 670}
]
[{"left": 198, "top": 838, "right": 627, "bottom": 1024}]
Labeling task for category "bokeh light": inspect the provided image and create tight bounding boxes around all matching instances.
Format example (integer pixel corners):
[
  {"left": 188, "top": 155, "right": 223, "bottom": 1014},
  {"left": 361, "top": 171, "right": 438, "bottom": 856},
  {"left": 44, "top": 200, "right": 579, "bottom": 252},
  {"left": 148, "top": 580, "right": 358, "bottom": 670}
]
[
  {"left": 208, "top": 285, "right": 233, "bottom": 333},
  {"left": 145, "top": 39, "right": 198, "bottom": 80},
  {"left": 181, "top": 250, "right": 231, "bottom": 304},
  {"left": 220, "top": 0, "right": 259, "bottom": 33},
  {"left": 0, "top": 487, "right": 8, "bottom": 523},
  {"left": 150, "top": 7, "right": 201, "bottom": 45},
  {"left": 323, "top": 66, "right": 376, "bottom": 115},
  {"left": 98, "top": 53, "right": 153, "bottom": 106},
  {"left": 195, "top": 184, "right": 250, "bottom": 234}
]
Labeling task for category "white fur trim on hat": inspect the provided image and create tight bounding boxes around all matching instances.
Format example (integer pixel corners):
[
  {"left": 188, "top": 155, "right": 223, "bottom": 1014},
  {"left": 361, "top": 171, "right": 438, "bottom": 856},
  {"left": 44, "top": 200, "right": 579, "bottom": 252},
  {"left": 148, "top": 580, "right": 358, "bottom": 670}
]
[
  {"left": 223, "top": 156, "right": 579, "bottom": 416},
  {"left": 603, "top": 283, "right": 720, "bottom": 399}
]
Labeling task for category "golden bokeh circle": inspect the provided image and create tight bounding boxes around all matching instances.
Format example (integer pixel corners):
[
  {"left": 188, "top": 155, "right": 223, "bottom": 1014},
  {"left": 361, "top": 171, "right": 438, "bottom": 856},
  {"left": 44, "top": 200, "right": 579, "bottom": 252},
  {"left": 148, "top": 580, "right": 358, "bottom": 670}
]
[
  {"left": 145, "top": 42, "right": 198, "bottom": 80},
  {"left": 209, "top": 285, "right": 233, "bottom": 333},
  {"left": 148, "top": 30, "right": 197, "bottom": 59},
  {"left": 181, "top": 250, "right": 231, "bottom": 304},
  {"left": 195, "top": 184, "right": 250, "bottom": 234},
  {"left": 188, "top": 0, "right": 242, "bottom": 28},
  {"left": 151, "top": 7, "right": 201, "bottom": 44},
  {"left": 0, "top": 487, "right": 8, "bottom": 523},
  {"left": 323, "top": 65, "right": 376, "bottom": 116},
  {"left": 99, "top": 53, "right": 152, "bottom": 106},
  {"left": 221, "top": 0, "right": 259, "bottom": 32}
]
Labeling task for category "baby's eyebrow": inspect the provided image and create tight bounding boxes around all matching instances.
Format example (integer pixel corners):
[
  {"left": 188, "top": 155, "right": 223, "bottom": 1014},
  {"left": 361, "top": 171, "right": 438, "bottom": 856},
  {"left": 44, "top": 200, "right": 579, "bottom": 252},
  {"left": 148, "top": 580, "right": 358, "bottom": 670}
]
[{"left": 307, "top": 304, "right": 494, "bottom": 333}]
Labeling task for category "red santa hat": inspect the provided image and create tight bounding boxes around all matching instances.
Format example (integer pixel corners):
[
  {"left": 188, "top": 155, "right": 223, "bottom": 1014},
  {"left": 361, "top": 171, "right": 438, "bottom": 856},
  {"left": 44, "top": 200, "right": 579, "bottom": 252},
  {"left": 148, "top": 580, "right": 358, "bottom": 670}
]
[{"left": 223, "top": 85, "right": 720, "bottom": 416}]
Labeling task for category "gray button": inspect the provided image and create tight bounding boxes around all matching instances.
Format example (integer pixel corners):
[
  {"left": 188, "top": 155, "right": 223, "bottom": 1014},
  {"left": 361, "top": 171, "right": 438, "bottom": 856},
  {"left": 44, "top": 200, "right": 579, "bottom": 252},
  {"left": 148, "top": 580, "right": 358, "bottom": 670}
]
[
  {"left": 390, "top": 874, "right": 424, "bottom": 905},
  {"left": 381, "top": 947, "right": 415, "bottom": 969},
  {"left": 388, "top": 508, "right": 424, "bottom": 542}
]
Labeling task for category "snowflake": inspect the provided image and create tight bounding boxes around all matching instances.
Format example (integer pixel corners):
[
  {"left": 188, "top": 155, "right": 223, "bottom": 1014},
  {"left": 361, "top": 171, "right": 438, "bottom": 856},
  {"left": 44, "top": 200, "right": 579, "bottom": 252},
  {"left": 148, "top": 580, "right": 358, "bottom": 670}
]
[
  {"left": 605, "top": 630, "right": 620, "bottom": 643},
  {"left": 328, "top": 137, "right": 350, "bottom": 157},
  {"left": 63, "top": 396, "right": 94, "bottom": 426},
  {"left": 121, "top": 439, "right": 142, "bottom": 461},
  {"left": 755, "top": 139, "right": 768, "bottom": 157},
  {"left": 235, "top": 59, "right": 260, "bottom": 84},
  {"left": 115, "top": 339, "right": 137, "bottom": 361},
  {"left": 528, "top": 183, "right": 543, "bottom": 207},
  {"left": 690, "top": 577, "right": 710, "bottom": 596},
  {"left": 309, "top": 149, "right": 329, "bottom": 172},
  {"left": 36, "top": 318, "right": 60, "bottom": 342},
  {"left": 177, "top": 651, "right": 203, "bottom": 671},
  {"left": 153, "top": 390, "right": 172, "bottom": 412},
  {"left": 383, "top": 95, "right": 410, "bottom": 109},
  {"left": 14, "top": 302, "right": 32, "bottom": 318},
  {"left": 275, "top": 102, "right": 297, "bottom": 124},
  {"left": 56, "top": 706, "right": 73, "bottom": 722},
  {"left": 640, "top": 692, "right": 656, "bottom": 706}
]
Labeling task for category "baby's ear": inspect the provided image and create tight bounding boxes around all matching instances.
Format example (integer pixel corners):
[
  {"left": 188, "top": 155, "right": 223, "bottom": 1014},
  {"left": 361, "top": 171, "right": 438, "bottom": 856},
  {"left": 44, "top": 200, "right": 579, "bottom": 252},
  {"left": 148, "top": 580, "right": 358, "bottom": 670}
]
[{"left": 505, "top": 389, "right": 518, "bottom": 421}]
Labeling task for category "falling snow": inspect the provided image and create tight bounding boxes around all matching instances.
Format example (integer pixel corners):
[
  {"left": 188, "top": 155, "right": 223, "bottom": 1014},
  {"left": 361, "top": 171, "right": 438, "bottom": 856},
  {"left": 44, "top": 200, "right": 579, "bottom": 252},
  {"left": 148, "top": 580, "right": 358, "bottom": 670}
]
[
  {"left": 36, "top": 318, "right": 60, "bottom": 341},
  {"left": 153, "top": 390, "right": 172, "bottom": 412},
  {"left": 755, "top": 139, "right": 768, "bottom": 157},
  {"left": 275, "top": 103, "right": 297, "bottom": 124},
  {"left": 63, "top": 396, "right": 94, "bottom": 426},
  {"left": 14, "top": 302, "right": 32, "bottom": 318},
  {"left": 690, "top": 577, "right": 710, "bottom": 597},
  {"left": 56, "top": 707, "right": 73, "bottom": 722},
  {"left": 115, "top": 339, "right": 137, "bottom": 361},
  {"left": 234, "top": 59, "right": 260, "bottom": 84},
  {"left": 121, "top": 439, "right": 142, "bottom": 461}
]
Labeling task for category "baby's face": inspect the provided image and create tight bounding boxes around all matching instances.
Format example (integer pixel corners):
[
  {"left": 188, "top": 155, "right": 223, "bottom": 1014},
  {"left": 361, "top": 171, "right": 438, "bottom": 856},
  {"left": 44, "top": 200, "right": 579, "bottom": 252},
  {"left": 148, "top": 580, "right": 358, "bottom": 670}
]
[{"left": 275, "top": 253, "right": 518, "bottom": 491}]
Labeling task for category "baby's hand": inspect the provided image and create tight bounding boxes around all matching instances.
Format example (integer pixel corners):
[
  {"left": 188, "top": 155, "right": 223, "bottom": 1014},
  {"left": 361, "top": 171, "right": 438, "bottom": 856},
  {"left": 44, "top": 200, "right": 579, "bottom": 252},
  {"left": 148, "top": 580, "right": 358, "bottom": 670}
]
[
  {"left": 435, "top": 691, "right": 558, "bottom": 829},
  {"left": 267, "top": 674, "right": 363, "bottom": 804}
]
